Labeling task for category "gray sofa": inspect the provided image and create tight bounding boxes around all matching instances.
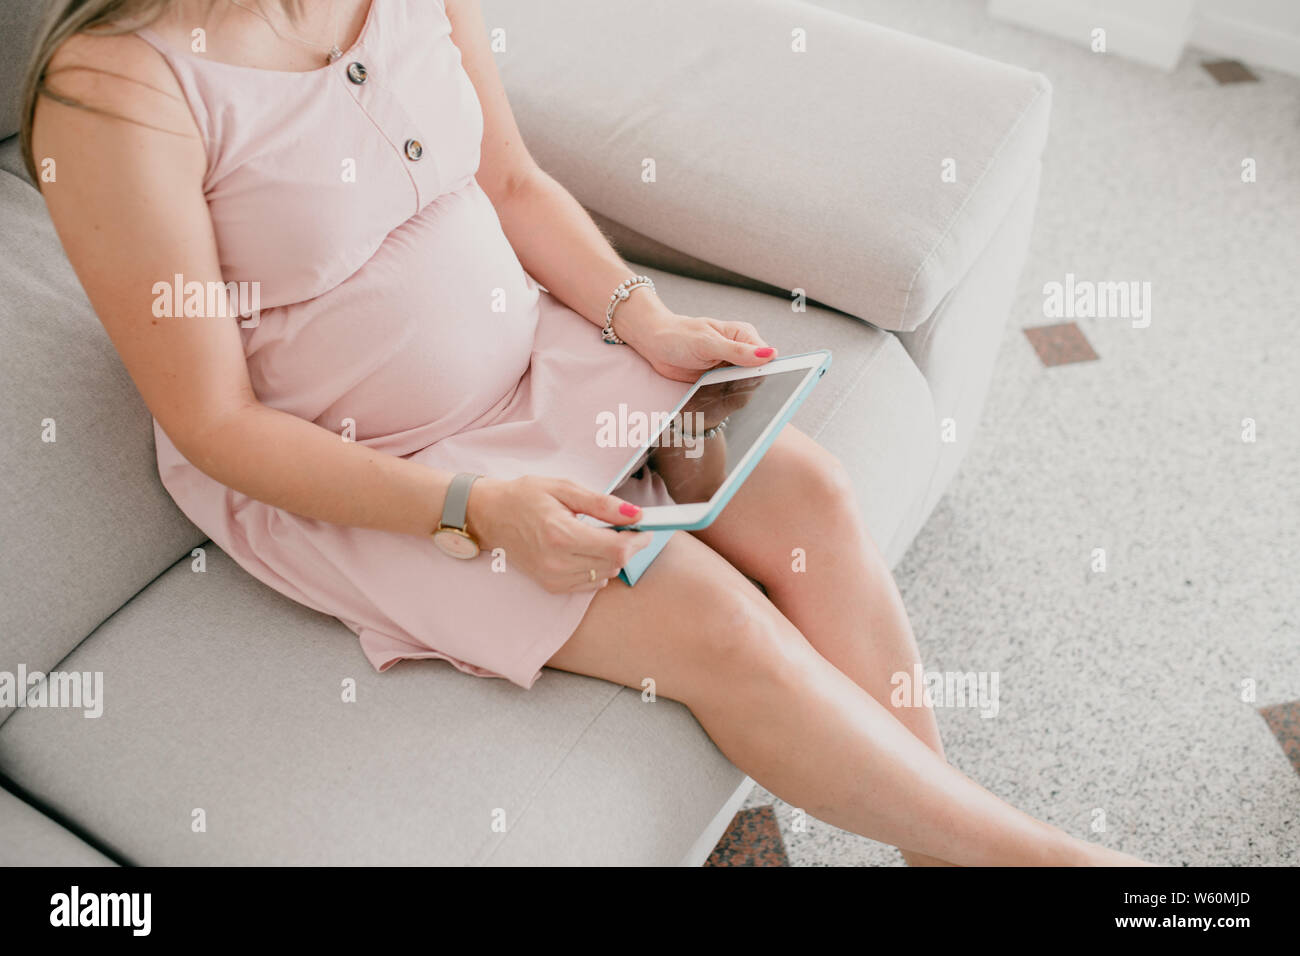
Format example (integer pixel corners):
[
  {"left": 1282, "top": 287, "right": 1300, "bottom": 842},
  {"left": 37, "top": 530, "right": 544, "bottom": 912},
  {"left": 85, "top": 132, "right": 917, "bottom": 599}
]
[{"left": 0, "top": 0, "right": 1050, "bottom": 865}]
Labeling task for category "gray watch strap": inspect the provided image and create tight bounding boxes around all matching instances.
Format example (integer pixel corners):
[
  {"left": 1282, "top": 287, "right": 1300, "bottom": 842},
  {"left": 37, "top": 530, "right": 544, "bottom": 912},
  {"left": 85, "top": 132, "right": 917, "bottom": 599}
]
[{"left": 440, "top": 472, "right": 480, "bottom": 531}]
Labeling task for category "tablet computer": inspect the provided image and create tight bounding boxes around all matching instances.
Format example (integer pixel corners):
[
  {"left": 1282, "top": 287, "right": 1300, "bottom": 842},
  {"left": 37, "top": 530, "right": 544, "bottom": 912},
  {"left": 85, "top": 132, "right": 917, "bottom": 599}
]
[{"left": 597, "top": 349, "right": 832, "bottom": 536}]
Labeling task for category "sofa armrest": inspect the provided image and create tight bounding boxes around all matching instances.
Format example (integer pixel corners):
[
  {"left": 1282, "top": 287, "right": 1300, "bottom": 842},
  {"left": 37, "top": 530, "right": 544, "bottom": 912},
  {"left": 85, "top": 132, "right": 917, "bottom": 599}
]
[{"left": 481, "top": 0, "right": 1051, "bottom": 332}]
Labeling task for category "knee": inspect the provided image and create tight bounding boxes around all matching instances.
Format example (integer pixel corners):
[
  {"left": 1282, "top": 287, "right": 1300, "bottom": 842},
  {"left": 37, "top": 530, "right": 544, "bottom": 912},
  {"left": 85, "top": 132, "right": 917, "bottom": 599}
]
[{"left": 794, "top": 444, "right": 860, "bottom": 524}]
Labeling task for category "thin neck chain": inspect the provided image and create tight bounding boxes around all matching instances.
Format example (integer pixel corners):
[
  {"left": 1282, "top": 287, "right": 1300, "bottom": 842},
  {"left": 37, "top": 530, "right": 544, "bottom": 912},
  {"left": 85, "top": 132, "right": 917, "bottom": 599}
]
[{"left": 227, "top": 0, "right": 343, "bottom": 64}]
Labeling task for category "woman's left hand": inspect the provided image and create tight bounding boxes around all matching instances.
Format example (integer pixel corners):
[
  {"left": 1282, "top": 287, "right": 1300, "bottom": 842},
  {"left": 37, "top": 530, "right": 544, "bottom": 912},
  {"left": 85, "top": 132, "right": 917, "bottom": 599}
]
[{"left": 617, "top": 308, "right": 777, "bottom": 382}]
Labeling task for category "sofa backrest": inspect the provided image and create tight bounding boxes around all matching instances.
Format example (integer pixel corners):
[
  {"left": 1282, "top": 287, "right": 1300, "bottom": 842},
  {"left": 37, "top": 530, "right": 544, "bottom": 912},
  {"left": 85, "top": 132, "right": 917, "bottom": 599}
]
[
  {"left": 0, "top": 0, "right": 41, "bottom": 141},
  {"left": 0, "top": 3, "right": 205, "bottom": 731},
  {"left": 1, "top": 129, "right": 205, "bottom": 732}
]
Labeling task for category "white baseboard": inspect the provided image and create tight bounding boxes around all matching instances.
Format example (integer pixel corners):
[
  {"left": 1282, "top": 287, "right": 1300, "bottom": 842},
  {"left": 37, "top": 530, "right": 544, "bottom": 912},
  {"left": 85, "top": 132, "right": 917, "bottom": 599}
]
[
  {"left": 1191, "top": 11, "right": 1300, "bottom": 78},
  {"left": 989, "top": 0, "right": 1196, "bottom": 71}
]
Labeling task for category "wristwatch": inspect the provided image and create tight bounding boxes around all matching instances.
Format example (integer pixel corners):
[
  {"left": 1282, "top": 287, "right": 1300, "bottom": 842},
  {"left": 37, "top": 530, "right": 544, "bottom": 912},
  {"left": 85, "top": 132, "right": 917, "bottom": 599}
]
[{"left": 432, "top": 472, "right": 482, "bottom": 559}]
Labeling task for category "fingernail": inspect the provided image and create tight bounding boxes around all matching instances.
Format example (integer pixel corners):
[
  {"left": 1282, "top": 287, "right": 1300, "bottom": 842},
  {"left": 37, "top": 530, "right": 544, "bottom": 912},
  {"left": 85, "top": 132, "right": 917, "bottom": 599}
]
[
  {"left": 754, "top": 347, "right": 774, "bottom": 358},
  {"left": 619, "top": 502, "right": 641, "bottom": 516}
]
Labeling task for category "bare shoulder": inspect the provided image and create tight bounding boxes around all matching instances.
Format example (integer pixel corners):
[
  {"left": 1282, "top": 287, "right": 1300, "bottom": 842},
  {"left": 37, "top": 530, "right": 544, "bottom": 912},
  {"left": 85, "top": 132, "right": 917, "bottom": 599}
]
[{"left": 37, "top": 28, "right": 202, "bottom": 152}]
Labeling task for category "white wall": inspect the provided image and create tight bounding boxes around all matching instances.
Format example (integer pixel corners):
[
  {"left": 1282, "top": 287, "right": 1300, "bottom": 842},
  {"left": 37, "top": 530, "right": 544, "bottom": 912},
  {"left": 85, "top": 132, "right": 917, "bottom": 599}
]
[
  {"left": 988, "top": 0, "right": 1300, "bottom": 76},
  {"left": 1199, "top": 0, "right": 1300, "bottom": 34},
  {"left": 988, "top": 0, "right": 1197, "bottom": 70},
  {"left": 1192, "top": 0, "right": 1300, "bottom": 76}
]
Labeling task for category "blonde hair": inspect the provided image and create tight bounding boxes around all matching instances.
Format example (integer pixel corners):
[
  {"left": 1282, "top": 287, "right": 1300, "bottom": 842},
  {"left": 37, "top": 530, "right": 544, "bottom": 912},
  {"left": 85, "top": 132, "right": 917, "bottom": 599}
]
[{"left": 18, "top": 0, "right": 307, "bottom": 182}]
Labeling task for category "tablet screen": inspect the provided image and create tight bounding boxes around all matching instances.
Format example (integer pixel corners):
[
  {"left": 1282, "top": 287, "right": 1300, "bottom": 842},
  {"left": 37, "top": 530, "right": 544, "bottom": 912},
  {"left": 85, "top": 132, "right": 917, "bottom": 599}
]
[{"left": 609, "top": 368, "right": 811, "bottom": 508}]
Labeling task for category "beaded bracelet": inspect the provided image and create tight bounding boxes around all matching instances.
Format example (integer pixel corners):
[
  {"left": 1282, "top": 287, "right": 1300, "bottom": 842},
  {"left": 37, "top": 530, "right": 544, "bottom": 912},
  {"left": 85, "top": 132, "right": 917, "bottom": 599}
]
[{"left": 602, "top": 275, "right": 656, "bottom": 344}]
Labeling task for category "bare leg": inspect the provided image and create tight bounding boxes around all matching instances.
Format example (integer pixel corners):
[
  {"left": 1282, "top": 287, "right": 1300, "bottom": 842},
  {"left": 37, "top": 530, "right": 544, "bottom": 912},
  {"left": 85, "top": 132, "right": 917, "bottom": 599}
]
[
  {"left": 547, "top": 532, "right": 1146, "bottom": 866},
  {"left": 691, "top": 426, "right": 954, "bottom": 864}
]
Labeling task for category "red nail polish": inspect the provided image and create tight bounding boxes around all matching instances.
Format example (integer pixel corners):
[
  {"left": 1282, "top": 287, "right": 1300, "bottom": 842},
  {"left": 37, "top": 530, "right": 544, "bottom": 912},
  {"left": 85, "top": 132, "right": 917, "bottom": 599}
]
[
  {"left": 754, "top": 347, "right": 774, "bottom": 358},
  {"left": 619, "top": 502, "right": 640, "bottom": 516}
]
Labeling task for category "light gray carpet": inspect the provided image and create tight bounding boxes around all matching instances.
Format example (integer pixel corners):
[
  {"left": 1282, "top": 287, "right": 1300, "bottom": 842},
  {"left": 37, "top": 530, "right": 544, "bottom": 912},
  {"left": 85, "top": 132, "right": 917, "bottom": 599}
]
[{"left": 740, "top": 0, "right": 1300, "bottom": 866}]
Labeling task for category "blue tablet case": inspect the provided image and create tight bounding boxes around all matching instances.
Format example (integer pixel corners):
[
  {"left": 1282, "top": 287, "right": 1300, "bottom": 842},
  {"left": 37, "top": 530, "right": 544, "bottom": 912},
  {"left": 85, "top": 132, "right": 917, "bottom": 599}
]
[
  {"left": 609, "top": 350, "right": 832, "bottom": 586},
  {"left": 617, "top": 528, "right": 676, "bottom": 586}
]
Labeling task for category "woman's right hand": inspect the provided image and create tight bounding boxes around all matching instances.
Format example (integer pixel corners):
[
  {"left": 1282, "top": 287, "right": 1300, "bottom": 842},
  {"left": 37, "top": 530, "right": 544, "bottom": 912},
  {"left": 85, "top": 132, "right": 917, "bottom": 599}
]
[{"left": 464, "top": 476, "right": 653, "bottom": 593}]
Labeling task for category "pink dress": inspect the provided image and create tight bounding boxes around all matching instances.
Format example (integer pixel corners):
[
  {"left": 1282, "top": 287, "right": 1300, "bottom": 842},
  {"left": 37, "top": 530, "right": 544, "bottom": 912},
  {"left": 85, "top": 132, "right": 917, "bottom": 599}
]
[{"left": 134, "top": 0, "right": 686, "bottom": 688}]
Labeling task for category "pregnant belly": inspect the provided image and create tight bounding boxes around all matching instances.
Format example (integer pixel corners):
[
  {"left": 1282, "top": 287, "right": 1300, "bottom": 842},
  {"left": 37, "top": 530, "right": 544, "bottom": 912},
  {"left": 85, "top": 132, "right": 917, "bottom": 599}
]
[{"left": 242, "top": 181, "right": 539, "bottom": 444}]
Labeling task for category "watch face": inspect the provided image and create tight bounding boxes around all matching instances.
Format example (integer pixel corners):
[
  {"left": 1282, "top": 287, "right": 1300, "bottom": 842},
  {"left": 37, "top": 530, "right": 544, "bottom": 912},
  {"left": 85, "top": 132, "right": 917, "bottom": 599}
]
[{"left": 433, "top": 528, "right": 479, "bottom": 559}]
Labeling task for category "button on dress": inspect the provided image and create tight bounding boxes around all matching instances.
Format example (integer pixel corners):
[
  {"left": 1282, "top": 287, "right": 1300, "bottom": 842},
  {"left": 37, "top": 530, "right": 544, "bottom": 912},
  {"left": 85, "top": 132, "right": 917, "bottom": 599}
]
[{"left": 134, "top": 0, "right": 687, "bottom": 688}]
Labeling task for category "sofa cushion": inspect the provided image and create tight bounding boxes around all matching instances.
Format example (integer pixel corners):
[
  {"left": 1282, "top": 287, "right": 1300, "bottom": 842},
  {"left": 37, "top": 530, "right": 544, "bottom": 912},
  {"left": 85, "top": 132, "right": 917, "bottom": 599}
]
[
  {"left": 0, "top": 268, "right": 936, "bottom": 865},
  {"left": 0, "top": 787, "right": 114, "bottom": 865},
  {"left": 0, "top": 164, "right": 204, "bottom": 726},
  {"left": 0, "top": 545, "right": 747, "bottom": 865},
  {"left": 481, "top": 0, "right": 1051, "bottom": 332}
]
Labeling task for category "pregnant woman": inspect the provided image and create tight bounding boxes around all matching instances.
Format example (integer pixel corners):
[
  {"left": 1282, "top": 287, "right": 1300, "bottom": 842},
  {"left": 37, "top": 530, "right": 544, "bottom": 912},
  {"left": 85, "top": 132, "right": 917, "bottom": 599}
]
[{"left": 24, "top": 0, "right": 1146, "bottom": 866}]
